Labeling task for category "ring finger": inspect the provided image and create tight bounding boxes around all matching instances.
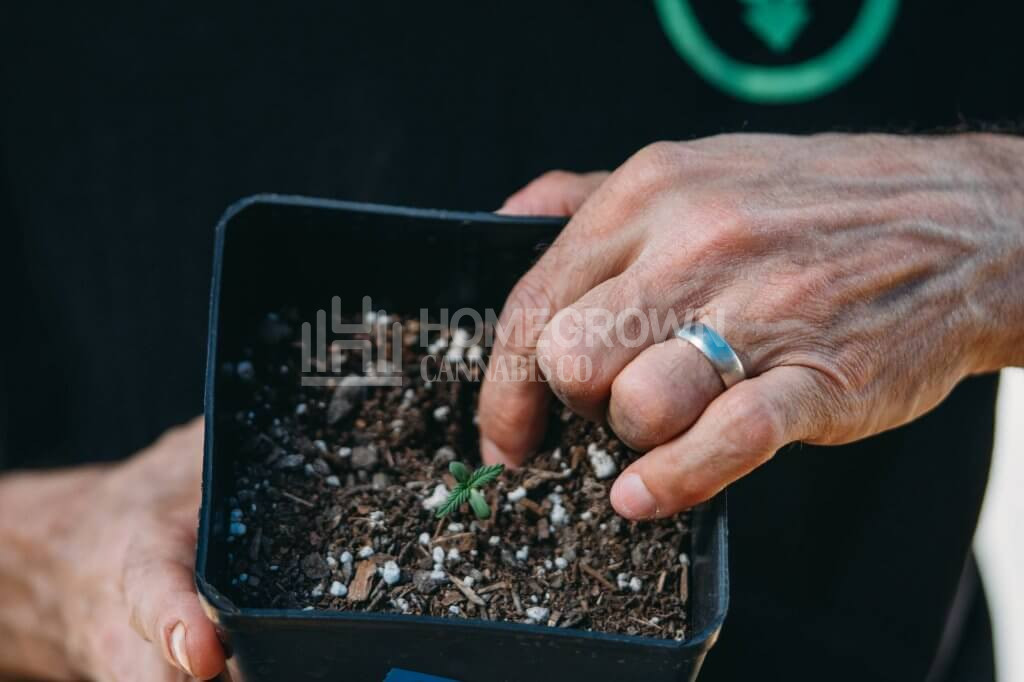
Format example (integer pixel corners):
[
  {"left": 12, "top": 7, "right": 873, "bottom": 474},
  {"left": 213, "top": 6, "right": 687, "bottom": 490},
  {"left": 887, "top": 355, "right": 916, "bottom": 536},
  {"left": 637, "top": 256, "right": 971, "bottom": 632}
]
[{"left": 606, "top": 333, "right": 728, "bottom": 451}]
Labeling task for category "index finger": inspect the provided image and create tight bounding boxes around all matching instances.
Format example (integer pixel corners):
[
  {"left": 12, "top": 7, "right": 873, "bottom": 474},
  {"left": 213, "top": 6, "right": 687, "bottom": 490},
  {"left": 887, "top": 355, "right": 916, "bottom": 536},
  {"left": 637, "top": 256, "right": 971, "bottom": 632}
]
[{"left": 478, "top": 184, "right": 634, "bottom": 467}]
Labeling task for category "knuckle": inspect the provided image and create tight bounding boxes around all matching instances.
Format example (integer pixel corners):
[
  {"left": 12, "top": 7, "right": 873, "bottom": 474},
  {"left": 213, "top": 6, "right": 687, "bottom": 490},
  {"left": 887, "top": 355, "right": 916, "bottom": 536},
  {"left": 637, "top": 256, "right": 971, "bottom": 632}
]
[
  {"left": 799, "top": 343, "right": 874, "bottom": 401},
  {"left": 505, "top": 274, "right": 556, "bottom": 322},
  {"left": 536, "top": 310, "right": 596, "bottom": 407},
  {"left": 542, "top": 354, "right": 590, "bottom": 407},
  {"left": 692, "top": 203, "right": 758, "bottom": 257},
  {"left": 610, "top": 374, "right": 670, "bottom": 449},
  {"left": 758, "top": 365, "right": 854, "bottom": 446},
  {"left": 612, "top": 141, "right": 686, "bottom": 202},
  {"left": 532, "top": 169, "right": 575, "bottom": 187},
  {"left": 511, "top": 170, "right": 597, "bottom": 216},
  {"left": 771, "top": 273, "right": 834, "bottom": 325},
  {"left": 719, "top": 392, "right": 785, "bottom": 457},
  {"left": 831, "top": 346, "right": 874, "bottom": 394},
  {"left": 801, "top": 363, "right": 864, "bottom": 442},
  {"left": 630, "top": 141, "right": 684, "bottom": 173},
  {"left": 498, "top": 273, "right": 557, "bottom": 353},
  {"left": 611, "top": 369, "right": 647, "bottom": 418}
]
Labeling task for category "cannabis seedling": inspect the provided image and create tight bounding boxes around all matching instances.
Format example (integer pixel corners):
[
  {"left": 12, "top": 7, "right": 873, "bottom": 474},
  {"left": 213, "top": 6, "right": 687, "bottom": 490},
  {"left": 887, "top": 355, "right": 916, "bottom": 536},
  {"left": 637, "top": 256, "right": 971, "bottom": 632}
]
[{"left": 435, "top": 461, "right": 504, "bottom": 520}]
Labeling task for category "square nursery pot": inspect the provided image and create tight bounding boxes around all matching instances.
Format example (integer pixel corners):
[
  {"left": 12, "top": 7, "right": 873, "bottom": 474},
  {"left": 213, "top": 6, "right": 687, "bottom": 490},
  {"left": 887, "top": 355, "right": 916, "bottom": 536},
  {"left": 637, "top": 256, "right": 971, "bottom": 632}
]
[{"left": 196, "top": 195, "right": 729, "bottom": 682}]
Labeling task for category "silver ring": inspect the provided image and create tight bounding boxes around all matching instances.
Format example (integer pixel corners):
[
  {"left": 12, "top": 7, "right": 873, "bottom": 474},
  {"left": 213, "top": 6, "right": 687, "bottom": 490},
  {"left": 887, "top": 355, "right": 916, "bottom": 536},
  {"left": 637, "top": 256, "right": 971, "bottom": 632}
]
[{"left": 675, "top": 322, "right": 747, "bottom": 389}]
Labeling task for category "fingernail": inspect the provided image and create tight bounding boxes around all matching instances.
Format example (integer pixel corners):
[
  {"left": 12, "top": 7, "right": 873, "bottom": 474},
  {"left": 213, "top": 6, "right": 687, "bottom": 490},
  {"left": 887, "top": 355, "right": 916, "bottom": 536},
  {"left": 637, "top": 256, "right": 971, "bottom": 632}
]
[
  {"left": 612, "top": 473, "right": 658, "bottom": 519},
  {"left": 169, "top": 621, "right": 194, "bottom": 676}
]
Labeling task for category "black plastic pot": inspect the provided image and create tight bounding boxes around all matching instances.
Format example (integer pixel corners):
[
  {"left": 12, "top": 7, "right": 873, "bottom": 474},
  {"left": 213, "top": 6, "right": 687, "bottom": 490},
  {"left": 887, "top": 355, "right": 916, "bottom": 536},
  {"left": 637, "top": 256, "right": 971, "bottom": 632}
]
[{"left": 196, "top": 195, "right": 729, "bottom": 682}]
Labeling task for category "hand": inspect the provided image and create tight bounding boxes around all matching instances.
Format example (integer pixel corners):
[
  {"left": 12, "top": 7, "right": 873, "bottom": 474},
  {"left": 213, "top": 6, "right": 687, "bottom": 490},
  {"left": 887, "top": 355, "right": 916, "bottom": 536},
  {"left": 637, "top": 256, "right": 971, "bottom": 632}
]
[
  {"left": 0, "top": 418, "right": 224, "bottom": 680},
  {"left": 478, "top": 134, "right": 1024, "bottom": 519}
]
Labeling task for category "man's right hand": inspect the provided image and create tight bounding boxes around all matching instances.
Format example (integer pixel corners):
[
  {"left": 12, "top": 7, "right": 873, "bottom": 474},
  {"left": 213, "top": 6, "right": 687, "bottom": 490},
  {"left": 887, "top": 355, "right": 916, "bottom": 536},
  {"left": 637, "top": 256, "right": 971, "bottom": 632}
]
[
  {"left": 0, "top": 418, "right": 224, "bottom": 681},
  {"left": 479, "top": 134, "right": 1024, "bottom": 520}
]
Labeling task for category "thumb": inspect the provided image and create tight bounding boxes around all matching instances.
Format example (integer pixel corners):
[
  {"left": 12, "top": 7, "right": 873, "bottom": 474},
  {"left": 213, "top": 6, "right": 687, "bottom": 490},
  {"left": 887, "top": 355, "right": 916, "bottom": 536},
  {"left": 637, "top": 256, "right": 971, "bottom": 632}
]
[
  {"left": 498, "top": 170, "right": 609, "bottom": 216},
  {"left": 610, "top": 366, "right": 834, "bottom": 518},
  {"left": 123, "top": 524, "right": 226, "bottom": 680}
]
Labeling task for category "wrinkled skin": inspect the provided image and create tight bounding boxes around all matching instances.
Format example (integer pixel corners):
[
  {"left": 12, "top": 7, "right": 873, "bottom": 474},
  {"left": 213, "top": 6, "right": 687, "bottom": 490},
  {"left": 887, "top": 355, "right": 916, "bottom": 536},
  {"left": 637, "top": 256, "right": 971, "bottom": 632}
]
[
  {"left": 0, "top": 418, "right": 224, "bottom": 681},
  {"left": 478, "top": 133, "right": 1024, "bottom": 519},
  {"left": 2, "top": 133, "right": 1022, "bottom": 680}
]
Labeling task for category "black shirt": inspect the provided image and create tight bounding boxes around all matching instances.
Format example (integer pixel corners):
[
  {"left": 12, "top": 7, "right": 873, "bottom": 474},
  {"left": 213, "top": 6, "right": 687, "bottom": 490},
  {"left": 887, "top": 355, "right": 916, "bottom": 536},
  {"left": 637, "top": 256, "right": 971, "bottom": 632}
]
[{"left": 1, "top": 2, "right": 1014, "bottom": 680}]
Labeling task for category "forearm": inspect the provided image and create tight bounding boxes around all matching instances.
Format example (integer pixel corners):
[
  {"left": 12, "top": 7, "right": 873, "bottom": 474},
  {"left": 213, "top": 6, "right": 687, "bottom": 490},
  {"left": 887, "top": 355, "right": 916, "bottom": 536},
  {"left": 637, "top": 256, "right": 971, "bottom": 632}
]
[
  {"left": 0, "top": 466, "right": 106, "bottom": 680},
  {"left": 955, "top": 133, "right": 1024, "bottom": 373}
]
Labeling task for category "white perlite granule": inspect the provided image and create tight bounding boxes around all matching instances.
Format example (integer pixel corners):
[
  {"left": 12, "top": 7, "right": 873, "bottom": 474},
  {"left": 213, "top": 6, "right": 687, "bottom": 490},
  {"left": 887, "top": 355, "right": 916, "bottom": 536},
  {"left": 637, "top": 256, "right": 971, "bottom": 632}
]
[
  {"left": 549, "top": 502, "right": 569, "bottom": 526},
  {"left": 507, "top": 486, "right": 527, "bottom": 502},
  {"left": 525, "top": 606, "right": 550, "bottom": 623},
  {"left": 587, "top": 443, "right": 617, "bottom": 479},
  {"left": 421, "top": 484, "right": 449, "bottom": 511},
  {"left": 381, "top": 561, "right": 401, "bottom": 586}
]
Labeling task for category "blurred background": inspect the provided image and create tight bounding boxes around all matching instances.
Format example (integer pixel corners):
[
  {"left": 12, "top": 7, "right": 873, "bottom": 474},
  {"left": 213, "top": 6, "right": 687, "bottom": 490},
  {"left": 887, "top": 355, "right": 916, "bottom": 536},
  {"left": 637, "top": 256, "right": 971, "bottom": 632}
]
[{"left": 977, "top": 368, "right": 1024, "bottom": 682}]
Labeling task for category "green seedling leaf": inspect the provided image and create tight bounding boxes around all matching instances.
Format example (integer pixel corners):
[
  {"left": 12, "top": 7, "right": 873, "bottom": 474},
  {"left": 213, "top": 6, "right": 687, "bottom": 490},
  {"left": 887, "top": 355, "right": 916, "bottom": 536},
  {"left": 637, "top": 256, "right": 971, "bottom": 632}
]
[
  {"left": 468, "top": 463, "right": 504, "bottom": 489},
  {"left": 435, "top": 486, "right": 471, "bottom": 519},
  {"left": 435, "top": 461, "right": 505, "bottom": 520},
  {"left": 468, "top": 488, "right": 491, "bottom": 520},
  {"left": 449, "top": 460, "right": 470, "bottom": 484}
]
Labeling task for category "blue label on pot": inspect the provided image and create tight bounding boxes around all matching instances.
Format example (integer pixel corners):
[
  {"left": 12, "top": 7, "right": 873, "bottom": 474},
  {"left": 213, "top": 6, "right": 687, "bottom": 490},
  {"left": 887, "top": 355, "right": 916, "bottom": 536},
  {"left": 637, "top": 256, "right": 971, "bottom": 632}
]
[{"left": 384, "top": 669, "right": 460, "bottom": 682}]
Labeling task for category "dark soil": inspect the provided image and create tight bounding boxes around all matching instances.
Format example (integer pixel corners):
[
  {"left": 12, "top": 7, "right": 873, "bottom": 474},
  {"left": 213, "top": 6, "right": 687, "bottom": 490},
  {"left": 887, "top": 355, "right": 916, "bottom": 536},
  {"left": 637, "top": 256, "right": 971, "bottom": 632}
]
[{"left": 223, "top": 310, "right": 691, "bottom": 639}]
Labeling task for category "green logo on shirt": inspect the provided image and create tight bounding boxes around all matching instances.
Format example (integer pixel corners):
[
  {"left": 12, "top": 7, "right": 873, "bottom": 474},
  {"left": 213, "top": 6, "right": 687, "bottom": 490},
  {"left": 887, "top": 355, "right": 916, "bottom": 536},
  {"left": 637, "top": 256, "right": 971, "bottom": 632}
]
[{"left": 654, "top": 0, "right": 900, "bottom": 104}]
